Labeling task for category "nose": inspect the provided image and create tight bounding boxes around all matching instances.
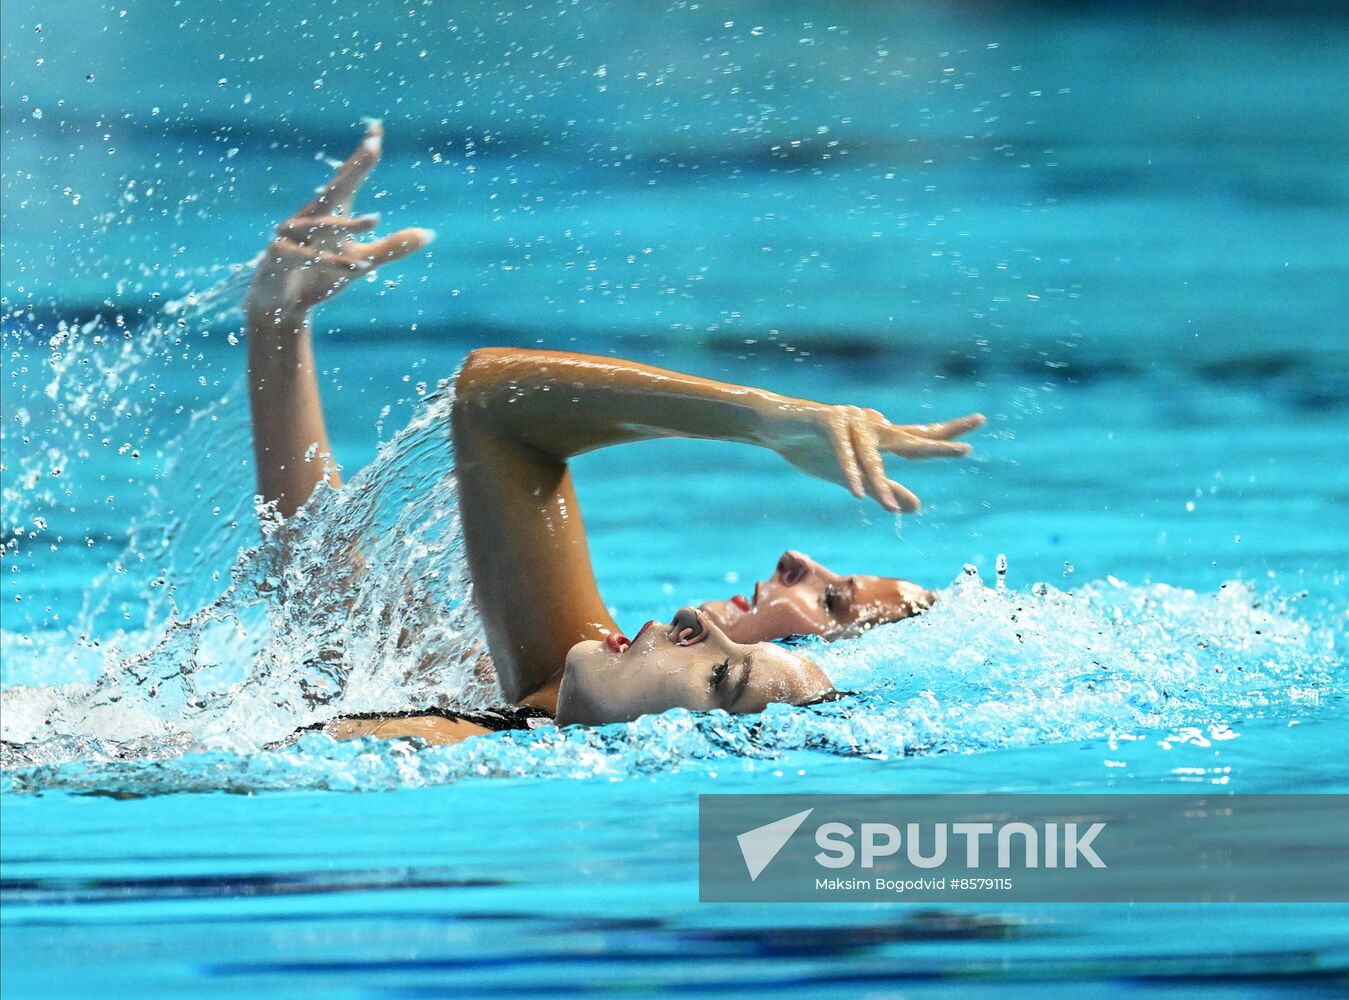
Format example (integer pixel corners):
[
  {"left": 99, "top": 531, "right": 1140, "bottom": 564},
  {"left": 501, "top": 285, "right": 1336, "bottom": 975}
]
[
  {"left": 776, "top": 551, "right": 810, "bottom": 587},
  {"left": 670, "top": 606, "right": 741, "bottom": 649},
  {"left": 670, "top": 606, "right": 708, "bottom": 645}
]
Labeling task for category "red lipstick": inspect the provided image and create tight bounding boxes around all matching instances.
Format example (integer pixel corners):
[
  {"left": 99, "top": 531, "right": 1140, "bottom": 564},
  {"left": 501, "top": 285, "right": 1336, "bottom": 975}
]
[
  {"left": 632, "top": 620, "right": 659, "bottom": 643},
  {"left": 605, "top": 632, "right": 631, "bottom": 653},
  {"left": 731, "top": 594, "right": 751, "bottom": 612}
]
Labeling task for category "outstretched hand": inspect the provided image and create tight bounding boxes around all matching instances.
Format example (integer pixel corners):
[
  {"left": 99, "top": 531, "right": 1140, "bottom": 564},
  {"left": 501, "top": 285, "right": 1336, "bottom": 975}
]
[
  {"left": 764, "top": 402, "right": 984, "bottom": 513},
  {"left": 246, "top": 121, "right": 434, "bottom": 323}
]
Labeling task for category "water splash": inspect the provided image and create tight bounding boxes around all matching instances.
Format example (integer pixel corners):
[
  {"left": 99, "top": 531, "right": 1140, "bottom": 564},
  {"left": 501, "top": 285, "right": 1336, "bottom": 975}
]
[
  {"left": 2, "top": 280, "right": 1349, "bottom": 793},
  {"left": 2, "top": 380, "right": 493, "bottom": 769},
  {"left": 2, "top": 290, "right": 1343, "bottom": 796},
  {"left": 1, "top": 266, "right": 254, "bottom": 539},
  {"left": 3, "top": 557, "right": 1341, "bottom": 795}
]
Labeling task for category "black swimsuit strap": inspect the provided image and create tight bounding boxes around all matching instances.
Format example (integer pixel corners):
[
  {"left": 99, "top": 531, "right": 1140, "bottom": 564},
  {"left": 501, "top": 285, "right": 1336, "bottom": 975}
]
[
  {"left": 266, "top": 704, "right": 552, "bottom": 750},
  {"left": 329, "top": 704, "right": 553, "bottom": 732}
]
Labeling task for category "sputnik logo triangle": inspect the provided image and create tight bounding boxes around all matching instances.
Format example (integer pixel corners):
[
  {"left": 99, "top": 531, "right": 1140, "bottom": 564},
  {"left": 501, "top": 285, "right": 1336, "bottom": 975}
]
[{"left": 737, "top": 808, "right": 815, "bottom": 881}]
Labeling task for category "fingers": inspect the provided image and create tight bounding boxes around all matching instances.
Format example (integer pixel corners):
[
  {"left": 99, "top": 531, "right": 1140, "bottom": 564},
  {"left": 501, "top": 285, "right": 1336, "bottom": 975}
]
[
  {"left": 278, "top": 214, "right": 379, "bottom": 243},
  {"left": 269, "top": 223, "right": 434, "bottom": 273},
  {"left": 849, "top": 412, "right": 905, "bottom": 513},
  {"left": 358, "top": 227, "right": 436, "bottom": 265},
  {"left": 848, "top": 411, "right": 923, "bottom": 512},
  {"left": 269, "top": 238, "right": 371, "bottom": 273},
  {"left": 826, "top": 409, "right": 865, "bottom": 500},
  {"left": 902, "top": 413, "right": 986, "bottom": 440},
  {"left": 268, "top": 237, "right": 322, "bottom": 264},
  {"left": 827, "top": 405, "right": 980, "bottom": 512},
  {"left": 300, "top": 121, "right": 383, "bottom": 217},
  {"left": 886, "top": 479, "right": 922, "bottom": 512},
  {"left": 880, "top": 427, "right": 973, "bottom": 459},
  {"left": 314, "top": 251, "right": 373, "bottom": 274}
]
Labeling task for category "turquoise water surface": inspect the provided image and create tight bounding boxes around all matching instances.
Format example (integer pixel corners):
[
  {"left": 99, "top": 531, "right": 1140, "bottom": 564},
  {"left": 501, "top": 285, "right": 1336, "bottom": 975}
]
[{"left": 3, "top": 1, "right": 1348, "bottom": 997}]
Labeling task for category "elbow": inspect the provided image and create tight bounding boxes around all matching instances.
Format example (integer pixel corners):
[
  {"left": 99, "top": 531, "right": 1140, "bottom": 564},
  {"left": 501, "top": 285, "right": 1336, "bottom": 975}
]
[
  {"left": 451, "top": 347, "right": 568, "bottom": 460},
  {"left": 453, "top": 347, "right": 510, "bottom": 405},
  {"left": 451, "top": 348, "right": 518, "bottom": 434}
]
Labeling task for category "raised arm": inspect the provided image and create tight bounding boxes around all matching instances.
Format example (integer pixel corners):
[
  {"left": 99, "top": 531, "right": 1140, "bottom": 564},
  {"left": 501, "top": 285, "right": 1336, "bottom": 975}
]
[
  {"left": 245, "top": 121, "right": 432, "bottom": 519},
  {"left": 451, "top": 348, "right": 982, "bottom": 704}
]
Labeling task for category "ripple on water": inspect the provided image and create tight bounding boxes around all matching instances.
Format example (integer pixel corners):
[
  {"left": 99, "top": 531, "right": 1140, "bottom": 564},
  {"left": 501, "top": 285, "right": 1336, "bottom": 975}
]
[{"left": 2, "top": 562, "right": 1341, "bottom": 796}]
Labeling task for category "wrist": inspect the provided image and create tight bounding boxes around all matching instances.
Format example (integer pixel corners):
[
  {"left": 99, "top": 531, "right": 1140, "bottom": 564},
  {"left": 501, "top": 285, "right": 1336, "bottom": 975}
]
[
  {"left": 245, "top": 297, "right": 310, "bottom": 340},
  {"left": 747, "top": 392, "right": 824, "bottom": 448}
]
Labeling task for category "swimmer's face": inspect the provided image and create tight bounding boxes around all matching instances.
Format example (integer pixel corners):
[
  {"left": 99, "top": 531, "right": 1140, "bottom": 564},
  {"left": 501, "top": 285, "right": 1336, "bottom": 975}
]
[
  {"left": 556, "top": 607, "right": 837, "bottom": 726},
  {"left": 700, "top": 550, "right": 935, "bottom": 643}
]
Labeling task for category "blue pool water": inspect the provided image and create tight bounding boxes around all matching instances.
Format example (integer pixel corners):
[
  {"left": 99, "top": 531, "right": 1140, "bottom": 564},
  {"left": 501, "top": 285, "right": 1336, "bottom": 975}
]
[{"left": 3, "top": 1, "right": 1348, "bottom": 996}]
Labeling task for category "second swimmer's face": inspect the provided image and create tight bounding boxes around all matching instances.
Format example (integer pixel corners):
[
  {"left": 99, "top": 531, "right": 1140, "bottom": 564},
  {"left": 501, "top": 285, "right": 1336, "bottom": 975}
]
[
  {"left": 556, "top": 608, "right": 836, "bottom": 726},
  {"left": 700, "top": 550, "right": 936, "bottom": 643}
]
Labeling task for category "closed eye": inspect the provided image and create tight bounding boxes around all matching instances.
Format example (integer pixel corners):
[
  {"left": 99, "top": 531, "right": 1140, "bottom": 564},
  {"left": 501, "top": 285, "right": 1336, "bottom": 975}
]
[
  {"left": 728, "top": 654, "right": 754, "bottom": 706},
  {"left": 710, "top": 658, "right": 731, "bottom": 689},
  {"left": 823, "top": 580, "right": 855, "bottom": 618}
]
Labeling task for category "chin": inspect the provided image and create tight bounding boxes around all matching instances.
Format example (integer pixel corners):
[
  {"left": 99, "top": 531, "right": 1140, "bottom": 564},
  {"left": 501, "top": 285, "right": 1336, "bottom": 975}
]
[
  {"left": 553, "top": 639, "right": 607, "bottom": 723},
  {"left": 564, "top": 638, "right": 605, "bottom": 671},
  {"left": 556, "top": 640, "right": 604, "bottom": 727},
  {"left": 700, "top": 603, "right": 753, "bottom": 641},
  {"left": 698, "top": 601, "right": 729, "bottom": 627},
  {"left": 721, "top": 622, "right": 765, "bottom": 644}
]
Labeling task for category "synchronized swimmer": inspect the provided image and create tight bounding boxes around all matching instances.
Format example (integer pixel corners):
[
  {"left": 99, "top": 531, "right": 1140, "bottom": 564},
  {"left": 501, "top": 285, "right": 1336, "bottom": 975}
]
[{"left": 248, "top": 124, "right": 984, "bottom": 746}]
